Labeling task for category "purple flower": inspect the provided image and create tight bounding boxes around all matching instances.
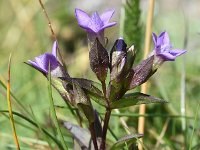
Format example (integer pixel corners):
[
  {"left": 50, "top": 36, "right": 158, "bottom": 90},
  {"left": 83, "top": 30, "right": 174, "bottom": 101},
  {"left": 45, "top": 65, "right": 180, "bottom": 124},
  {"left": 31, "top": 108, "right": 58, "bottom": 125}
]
[
  {"left": 152, "top": 31, "right": 186, "bottom": 61},
  {"left": 75, "top": 8, "right": 116, "bottom": 46},
  {"left": 27, "top": 41, "right": 59, "bottom": 75}
]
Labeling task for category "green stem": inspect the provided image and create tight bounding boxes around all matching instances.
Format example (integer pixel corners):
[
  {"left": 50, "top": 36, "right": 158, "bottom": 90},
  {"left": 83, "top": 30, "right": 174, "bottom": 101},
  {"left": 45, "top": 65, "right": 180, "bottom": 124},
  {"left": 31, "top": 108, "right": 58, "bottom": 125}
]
[
  {"left": 48, "top": 71, "right": 68, "bottom": 150},
  {"left": 189, "top": 103, "right": 200, "bottom": 150}
]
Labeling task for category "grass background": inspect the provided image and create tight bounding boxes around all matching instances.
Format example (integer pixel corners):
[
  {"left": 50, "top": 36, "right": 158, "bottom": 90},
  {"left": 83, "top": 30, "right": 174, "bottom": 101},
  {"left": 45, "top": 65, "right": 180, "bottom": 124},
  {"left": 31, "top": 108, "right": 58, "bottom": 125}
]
[{"left": 0, "top": 0, "right": 200, "bottom": 149}]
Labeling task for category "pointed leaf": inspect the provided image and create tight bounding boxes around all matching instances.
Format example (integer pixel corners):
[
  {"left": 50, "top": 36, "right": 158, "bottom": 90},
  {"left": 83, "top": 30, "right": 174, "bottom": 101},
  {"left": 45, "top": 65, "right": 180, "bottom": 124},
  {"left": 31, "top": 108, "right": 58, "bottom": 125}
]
[
  {"left": 73, "top": 83, "right": 95, "bottom": 123},
  {"left": 129, "top": 55, "right": 155, "bottom": 89},
  {"left": 94, "top": 110, "right": 102, "bottom": 138},
  {"left": 110, "top": 92, "right": 168, "bottom": 109},
  {"left": 89, "top": 38, "right": 109, "bottom": 82},
  {"left": 73, "top": 78, "right": 103, "bottom": 98},
  {"left": 110, "top": 134, "right": 143, "bottom": 150},
  {"left": 51, "top": 77, "right": 74, "bottom": 105},
  {"left": 64, "top": 121, "right": 90, "bottom": 149},
  {"left": 60, "top": 77, "right": 106, "bottom": 106}
]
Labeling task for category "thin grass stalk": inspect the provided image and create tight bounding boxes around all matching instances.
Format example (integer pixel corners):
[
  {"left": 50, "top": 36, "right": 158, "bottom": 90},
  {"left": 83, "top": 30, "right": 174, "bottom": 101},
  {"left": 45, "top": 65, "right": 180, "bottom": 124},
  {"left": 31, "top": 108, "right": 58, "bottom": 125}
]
[
  {"left": 38, "top": 0, "right": 67, "bottom": 70},
  {"left": 38, "top": 0, "right": 78, "bottom": 126},
  {"left": 48, "top": 65, "right": 68, "bottom": 150},
  {"left": 155, "top": 118, "right": 170, "bottom": 148},
  {"left": 29, "top": 106, "right": 54, "bottom": 149},
  {"left": 138, "top": 0, "right": 155, "bottom": 149},
  {"left": 0, "top": 110, "right": 63, "bottom": 149},
  {"left": 181, "top": 15, "right": 188, "bottom": 149},
  {"left": 100, "top": 112, "right": 195, "bottom": 119},
  {"left": 0, "top": 76, "right": 32, "bottom": 117},
  {"left": 189, "top": 103, "right": 200, "bottom": 150},
  {"left": 6, "top": 54, "right": 20, "bottom": 150},
  {"left": 2, "top": 112, "right": 35, "bottom": 132}
]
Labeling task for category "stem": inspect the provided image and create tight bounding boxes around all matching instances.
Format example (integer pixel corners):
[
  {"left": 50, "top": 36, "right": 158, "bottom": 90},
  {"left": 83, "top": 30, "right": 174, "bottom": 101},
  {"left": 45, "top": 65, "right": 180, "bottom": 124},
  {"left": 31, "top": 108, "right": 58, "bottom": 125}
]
[
  {"left": 7, "top": 54, "right": 20, "bottom": 150},
  {"left": 100, "top": 109, "right": 111, "bottom": 150},
  {"left": 138, "top": 0, "right": 155, "bottom": 149},
  {"left": 100, "top": 80, "right": 111, "bottom": 149},
  {"left": 89, "top": 122, "right": 98, "bottom": 150},
  {"left": 101, "top": 81, "right": 109, "bottom": 107},
  {"left": 48, "top": 67, "right": 68, "bottom": 150},
  {"left": 189, "top": 103, "right": 200, "bottom": 150}
]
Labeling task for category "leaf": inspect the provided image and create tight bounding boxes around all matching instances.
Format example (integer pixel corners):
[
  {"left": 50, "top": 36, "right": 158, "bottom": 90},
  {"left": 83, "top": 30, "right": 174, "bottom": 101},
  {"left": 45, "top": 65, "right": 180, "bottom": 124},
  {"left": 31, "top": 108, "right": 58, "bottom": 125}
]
[
  {"left": 60, "top": 77, "right": 106, "bottom": 106},
  {"left": 64, "top": 121, "right": 90, "bottom": 150},
  {"left": 110, "top": 134, "right": 143, "bottom": 150},
  {"left": 73, "top": 82, "right": 95, "bottom": 123},
  {"left": 51, "top": 77, "right": 74, "bottom": 105},
  {"left": 73, "top": 78, "right": 103, "bottom": 98},
  {"left": 89, "top": 38, "right": 109, "bottom": 82},
  {"left": 110, "top": 92, "right": 168, "bottom": 109},
  {"left": 129, "top": 55, "right": 155, "bottom": 90},
  {"left": 94, "top": 110, "right": 102, "bottom": 138}
]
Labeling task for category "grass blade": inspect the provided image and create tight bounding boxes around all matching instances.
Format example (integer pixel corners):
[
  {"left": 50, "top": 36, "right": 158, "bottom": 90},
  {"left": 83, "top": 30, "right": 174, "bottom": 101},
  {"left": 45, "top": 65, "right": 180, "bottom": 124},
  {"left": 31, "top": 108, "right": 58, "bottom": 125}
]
[
  {"left": 0, "top": 110, "right": 63, "bottom": 149},
  {"left": 189, "top": 103, "right": 200, "bottom": 150},
  {"left": 29, "top": 106, "right": 54, "bottom": 149},
  {"left": 0, "top": 76, "right": 32, "bottom": 117},
  {"left": 6, "top": 54, "right": 20, "bottom": 150},
  {"left": 48, "top": 65, "right": 68, "bottom": 150}
]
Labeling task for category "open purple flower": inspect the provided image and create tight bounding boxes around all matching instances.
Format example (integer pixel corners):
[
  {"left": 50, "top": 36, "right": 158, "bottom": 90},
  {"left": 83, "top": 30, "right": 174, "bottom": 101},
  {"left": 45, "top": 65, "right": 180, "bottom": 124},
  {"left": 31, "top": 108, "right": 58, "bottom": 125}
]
[
  {"left": 152, "top": 31, "right": 186, "bottom": 61},
  {"left": 27, "top": 41, "right": 59, "bottom": 75},
  {"left": 75, "top": 8, "right": 116, "bottom": 47}
]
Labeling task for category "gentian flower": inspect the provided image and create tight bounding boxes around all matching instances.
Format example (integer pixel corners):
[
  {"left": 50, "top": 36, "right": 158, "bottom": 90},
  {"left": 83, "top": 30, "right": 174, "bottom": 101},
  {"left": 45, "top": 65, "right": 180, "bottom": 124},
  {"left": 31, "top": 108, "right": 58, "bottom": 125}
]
[
  {"left": 152, "top": 31, "right": 186, "bottom": 68},
  {"left": 27, "top": 41, "right": 60, "bottom": 76},
  {"left": 153, "top": 31, "right": 187, "bottom": 61},
  {"left": 27, "top": 41, "right": 74, "bottom": 104},
  {"left": 75, "top": 8, "right": 116, "bottom": 47}
]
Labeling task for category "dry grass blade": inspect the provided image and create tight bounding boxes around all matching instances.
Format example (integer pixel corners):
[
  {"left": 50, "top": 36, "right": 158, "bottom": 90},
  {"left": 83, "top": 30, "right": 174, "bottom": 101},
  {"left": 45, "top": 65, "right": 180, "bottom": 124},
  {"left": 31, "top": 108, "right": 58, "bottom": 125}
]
[
  {"left": 38, "top": 0, "right": 66, "bottom": 70},
  {"left": 138, "top": 0, "right": 155, "bottom": 149},
  {"left": 7, "top": 53, "right": 20, "bottom": 150}
]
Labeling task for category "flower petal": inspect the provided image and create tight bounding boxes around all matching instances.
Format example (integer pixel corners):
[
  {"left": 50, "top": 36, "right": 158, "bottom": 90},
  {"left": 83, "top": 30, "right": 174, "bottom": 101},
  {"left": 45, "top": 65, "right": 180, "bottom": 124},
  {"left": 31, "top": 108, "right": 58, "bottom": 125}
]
[
  {"left": 100, "top": 10, "right": 115, "bottom": 24},
  {"left": 170, "top": 49, "right": 187, "bottom": 57},
  {"left": 157, "top": 52, "right": 176, "bottom": 61},
  {"left": 34, "top": 53, "right": 59, "bottom": 73},
  {"left": 100, "top": 22, "right": 117, "bottom": 32},
  {"left": 88, "top": 12, "right": 104, "bottom": 33},
  {"left": 27, "top": 60, "right": 47, "bottom": 74},
  {"left": 52, "top": 41, "right": 58, "bottom": 57},
  {"left": 157, "top": 31, "right": 170, "bottom": 46},
  {"left": 75, "top": 8, "right": 91, "bottom": 29},
  {"left": 152, "top": 33, "right": 157, "bottom": 46}
]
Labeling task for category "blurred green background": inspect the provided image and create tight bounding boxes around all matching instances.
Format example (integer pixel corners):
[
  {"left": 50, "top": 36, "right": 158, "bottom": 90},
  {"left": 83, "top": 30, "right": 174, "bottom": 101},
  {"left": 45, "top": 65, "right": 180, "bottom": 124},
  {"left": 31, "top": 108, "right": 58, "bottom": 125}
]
[{"left": 0, "top": 0, "right": 200, "bottom": 149}]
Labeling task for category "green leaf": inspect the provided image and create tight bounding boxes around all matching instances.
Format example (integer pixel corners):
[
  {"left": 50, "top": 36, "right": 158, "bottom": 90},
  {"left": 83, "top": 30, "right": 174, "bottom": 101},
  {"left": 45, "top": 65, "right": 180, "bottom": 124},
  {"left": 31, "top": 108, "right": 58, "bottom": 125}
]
[
  {"left": 73, "top": 82, "right": 95, "bottom": 123},
  {"left": 110, "top": 92, "right": 168, "bottom": 109},
  {"left": 110, "top": 134, "right": 143, "bottom": 150},
  {"left": 51, "top": 77, "right": 74, "bottom": 105},
  {"left": 64, "top": 121, "right": 90, "bottom": 149},
  {"left": 60, "top": 77, "right": 106, "bottom": 106}
]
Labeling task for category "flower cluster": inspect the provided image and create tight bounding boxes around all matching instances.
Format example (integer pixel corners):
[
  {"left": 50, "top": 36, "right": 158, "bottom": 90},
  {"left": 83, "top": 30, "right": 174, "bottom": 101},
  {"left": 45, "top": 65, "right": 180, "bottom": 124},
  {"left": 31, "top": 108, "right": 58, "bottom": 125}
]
[{"left": 27, "top": 8, "right": 186, "bottom": 150}]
